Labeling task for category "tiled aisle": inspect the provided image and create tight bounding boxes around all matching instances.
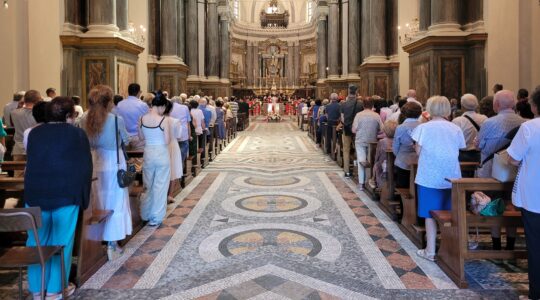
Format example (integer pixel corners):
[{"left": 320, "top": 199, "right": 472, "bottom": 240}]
[{"left": 40, "top": 118, "right": 529, "bottom": 298}]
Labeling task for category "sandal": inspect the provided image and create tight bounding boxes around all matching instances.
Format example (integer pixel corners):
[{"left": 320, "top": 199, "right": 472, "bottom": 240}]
[{"left": 416, "top": 249, "right": 436, "bottom": 262}]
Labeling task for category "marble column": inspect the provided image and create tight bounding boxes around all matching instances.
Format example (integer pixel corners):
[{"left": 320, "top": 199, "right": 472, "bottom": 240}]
[
  {"left": 348, "top": 0, "right": 360, "bottom": 76},
  {"left": 219, "top": 15, "right": 230, "bottom": 81},
  {"left": 116, "top": 0, "right": 128, "bottom": 32},
  {"left": 198, "top": 0, "right": 206, "bottom": 78},
  {"left": 177, "top": 0, "right": 186, "bottom": 61},
  {"left": 327, "top": 0, "right": 339, "bottom": 78},
  {"left": 360, "top": 0, "right": 370, "bottom": 61},
  {"left": 295, "top": 44, "right": 301, "bottom": 85},
  {"left": 419, "top": 0, "right": 431, "bottom": 31},
  {"left": 147, "top": 0, "right": 157, "bottom": 55},
  {"left": 88, "top": 0, "right": 118, "bottom": 34},
  {"left": 161, "top": 0, "right": 178, "bottom": 57},
  {"left": 317, "top": 15, "right": 327, "bottom": 81},
  {"left": 466, "top": 0, "right": 483, "bottom": 24},
  {"left": 207, "top": 0, "right": 219, "bottom": 79},
  {"left": 246, "top": 43, "right": 253, "bottom": 86},
  {"left": 369, "top": 0, "right": 386, "bottom": 57},
  {"left": 430, "top": 0, "right": 460, "bottom": 29},
  {"left": 341, "top": 1, "right": 348, "bottom": 77},
  {"left": 387, "top": 0, "right": 398, "bottom": 57},
  {"left": 63, "top": 0, "right": 84, "bottom": 33},
  {"left": 186, "top": 0, "right": 198, "bottom": 77}
]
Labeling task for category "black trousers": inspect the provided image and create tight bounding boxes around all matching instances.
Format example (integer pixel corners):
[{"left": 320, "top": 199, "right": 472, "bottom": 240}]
[
  {"left": 395, "top": 166, "right": 411, "bottom": 189},
  {"left": 522, "top": 208, "right": 540, "bottom": 299}
]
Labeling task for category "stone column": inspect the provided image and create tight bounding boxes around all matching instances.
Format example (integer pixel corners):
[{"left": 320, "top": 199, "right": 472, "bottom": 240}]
[
  {"left": 161, "top": 0, "right": 179, "bottom": 58},
  {"left": 87, "top": 0, "right": 118, "bottom": 34},
  {"left": 317, "top": 14, "right": 327, "bottom": 81},
  {"left": 369, "top": 0, "right": 386, "bottom": 58},
  {"left": 177, "top": 0, "right": 186, "bottom": 61},
  {"left": 466, "top": 0, "right": 483, "bottom": 24},
  {"left": 246, "top": 43, "right": 253, "bottom": 86},
  {"left": 186, "top": 0, "right": 199, "bottom": 77},
  {"left": 348, "top": 0, "right": 360, "bottom": 76},
  {"left": 219, "top": 14, "right": 230, "bottom": 81},
  {"left": 294, "top": 43, "right": 301, "bottom": 85},
  {"left": 116, "top": 0, "right": 128, "bottom": 32},
  {"left": 430, "top": 0, "right": 460, "bottom": 30},
  {"left": 207, "top": 0, "right": 219, "bottom": 79},
  {"left": 361, "top": 0, "right": 370, "bottom": 62},
  {"left": 341, "top": 0, "right": 348, "bottom": 77},
  {"left": 198, "top": 0, "right": 206, "bottom": 78},
  {"left": 387, "top": 0, "right": 398, "bottom": 57},
  {"left": 63, "top": 0, "right": 84, "bottom": 33},
  {"left": 419, "top": 0, "right": 431, "bottom": 31},
  {"left": 327, "top": 0, "right": 339, "bottom": 78}
]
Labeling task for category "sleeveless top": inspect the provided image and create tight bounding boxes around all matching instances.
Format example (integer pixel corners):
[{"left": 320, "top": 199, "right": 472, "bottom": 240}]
[{"left": 141, "top": 117, "right": 166, "bottom": 146}]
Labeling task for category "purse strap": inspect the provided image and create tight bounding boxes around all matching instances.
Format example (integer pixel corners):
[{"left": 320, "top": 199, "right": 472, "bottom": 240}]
[
  {"left": 115, "top": 115, "right": 120, "bottom": 168},
  {"left": 464, "top": 115, "right": 480, "bottom": 131}
]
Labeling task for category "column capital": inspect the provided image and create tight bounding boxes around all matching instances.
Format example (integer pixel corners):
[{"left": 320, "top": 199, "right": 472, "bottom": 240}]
[
  {"left": 207, "top": 0, "right": 217, "bottom": 4},
  {"left": 317, "top": 6, "right": 328, "bottom": 19},
  {"left": 328, "top": 0, "right": 339, "bottom": 5}
]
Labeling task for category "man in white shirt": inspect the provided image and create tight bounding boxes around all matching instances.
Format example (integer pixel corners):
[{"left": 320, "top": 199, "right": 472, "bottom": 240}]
[
  {"left": 452, "top": 94, "right": 487, "bottom": 151},
  {"left": 170, "top": 98, "right": 191, "bottom": 163},
  {"left": 3, "top": 92, "right": 24, "bottom": 127},
  {"left": 116, "top": 83, "right": 149, "bottom": 150}
]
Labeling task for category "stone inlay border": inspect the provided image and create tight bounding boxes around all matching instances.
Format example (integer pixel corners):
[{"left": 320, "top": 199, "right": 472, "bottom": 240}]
[{"left": 326, "top": 172, "right": 436, "bottom": 290}]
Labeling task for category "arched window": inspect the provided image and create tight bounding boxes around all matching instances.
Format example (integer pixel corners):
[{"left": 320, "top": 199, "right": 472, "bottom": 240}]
[
  {"left": 306, "top": 1, "right": 314, "bottom": 22},
  {"left": 233, "top": 0, "right": 239, "bottom": 19}
]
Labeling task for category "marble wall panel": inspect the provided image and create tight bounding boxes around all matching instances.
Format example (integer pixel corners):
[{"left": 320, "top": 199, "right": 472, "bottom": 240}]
[
  {"left": 411, "top": 60, "right": 430, "bottom": 103},
  {"left": 439, "top": 56, "right": 463, "bottom": 101},
  {"left": 117, "top": 61, "right": 136, "bottom": 98},
  {"left": 83, "top": 58, "right": 109, "bottom": 105},
  {"left": 374, "top": 76, "right": 388, "bottom": 99}
]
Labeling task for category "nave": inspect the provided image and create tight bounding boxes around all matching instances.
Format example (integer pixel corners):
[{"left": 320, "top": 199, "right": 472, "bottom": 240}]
[{"left": 62, "top": 117, "right": 525, "bottom": 299}]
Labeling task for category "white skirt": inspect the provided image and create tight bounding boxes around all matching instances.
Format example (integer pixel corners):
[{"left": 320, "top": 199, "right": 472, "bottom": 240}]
[
  {"left": 90, "top": 148, "right": 132, "bottom": 242},
  {"left": 168, "top": 140, "right": 183, "bottom": 180}
]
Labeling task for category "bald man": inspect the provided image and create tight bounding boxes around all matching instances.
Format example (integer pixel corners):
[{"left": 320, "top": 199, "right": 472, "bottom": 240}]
[
  {"left": 406, "top": 89, "right": 422, "bottom": 107},
  {"left": 477, "top": 90, "right": 524, "bottom": 177},
  {"left": 476, "top": 90, "right": 525, "bottom": 251}
]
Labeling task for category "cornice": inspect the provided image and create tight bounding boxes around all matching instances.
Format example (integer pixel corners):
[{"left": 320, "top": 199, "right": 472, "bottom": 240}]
[
  {"left": 402, "top": 33, "right": 488, "bottom": 54},
  {"left": 60, "top": 35, "right": 144, "bottom": 55}
]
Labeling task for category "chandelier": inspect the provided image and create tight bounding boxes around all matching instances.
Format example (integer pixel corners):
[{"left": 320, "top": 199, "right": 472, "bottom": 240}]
[
  {"left": 398, "top": 18, "right": 419, "bottom": 45},
  {"left": 127, "top": 22, "right": 146, "bottom": 47}
]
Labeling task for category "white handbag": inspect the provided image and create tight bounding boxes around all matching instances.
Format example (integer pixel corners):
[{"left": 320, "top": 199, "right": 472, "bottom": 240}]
[{"left": 491, "top": 150, "right": 518, "bottom": 182}]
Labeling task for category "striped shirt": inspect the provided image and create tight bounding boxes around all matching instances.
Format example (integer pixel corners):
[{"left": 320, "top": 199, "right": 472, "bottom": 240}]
[{"left": 229, "top": 101, "right": 239, "bottom": 118}]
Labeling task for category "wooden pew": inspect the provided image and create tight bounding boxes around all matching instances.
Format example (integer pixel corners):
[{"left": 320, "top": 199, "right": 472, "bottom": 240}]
[
  {"left": 207, "top": 126, "right": 215, "bottom": 162},
  {"left": 1, "top": 161, "right": 26, "bottom": 177},
  {"left": 201, "top": 133, "right": 209, "bottom": 168},
  {"left": 0, "top": 177, "right": 24, "bottom": 209},
  {"left": 361, "top": 142, "right": 380, "bottom": 200},
  {"left": 397, "top": 161, "right": 480, "bottom": 248},
  {"left": 320, "top": 122, "right": 328, "bottom": 153},
  {"left": 4, "top": 128, "right": 15, "bottom": 161},
  {"left": 329, "top": 125, "right": 337, "bottom": 161},
  {"left": 379, "top": 150, "right": 400, "bottom": 220},
  {"left": 432, "top": 178, "right": 526, "bottom": 288}
]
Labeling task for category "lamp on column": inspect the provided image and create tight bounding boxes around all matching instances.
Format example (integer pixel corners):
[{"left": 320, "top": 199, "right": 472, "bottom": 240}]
[
  {"left": 397, "top": 18, "right": 419, "bottom": 45},
  {"left": 127, "top": 22, "right": 147, "bottom": 46}
]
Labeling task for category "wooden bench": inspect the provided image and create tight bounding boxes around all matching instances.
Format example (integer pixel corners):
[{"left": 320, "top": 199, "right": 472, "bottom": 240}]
[
  {"left": 379, "top": 150, "right": 400, "bottom": 220},
  {"left": 362, "top": 142, "right": 380, "bottom": 200},
  {"left": 0, "top": 161, "right": 26, "bottom": 177},
  {"left": 335, "top": 130, "right": 344, "bottom": 168},
  {"left": 397, "top": 161, "right": 480, "bottom": 248},
  {"left": 432, "top": 178, "right": 526, "bottom": 288}
]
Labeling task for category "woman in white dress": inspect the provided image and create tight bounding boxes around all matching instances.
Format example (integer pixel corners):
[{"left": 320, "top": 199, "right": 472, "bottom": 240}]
[
  {"left": 81, "top": 85, "right": 132, "bottom": 260},
  {"left": 164, "top": 100, "right": 183, "bottom": 203}
]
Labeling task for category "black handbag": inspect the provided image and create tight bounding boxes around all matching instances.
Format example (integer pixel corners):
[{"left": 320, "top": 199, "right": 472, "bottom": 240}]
[{"left": 115, "top": 115, "right": 136, "bottom": 188}]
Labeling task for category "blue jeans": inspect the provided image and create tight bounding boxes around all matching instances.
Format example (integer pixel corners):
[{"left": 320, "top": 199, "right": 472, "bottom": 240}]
[
  {"left": 179, "top": 140, "right": 189, "bottom": 162},
  {"left": 27, "top": 205, "right": 79, "bottom": 293}
]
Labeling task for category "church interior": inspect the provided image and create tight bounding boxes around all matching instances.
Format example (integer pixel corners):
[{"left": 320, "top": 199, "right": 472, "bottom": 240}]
[{"left": 0, "top": 0, "right": 539, "bottom": 299}]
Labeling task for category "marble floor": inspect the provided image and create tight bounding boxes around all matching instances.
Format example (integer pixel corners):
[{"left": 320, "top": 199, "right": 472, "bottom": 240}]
[{"left": 1, "top": 117, "right": 528, "bottom": 299}]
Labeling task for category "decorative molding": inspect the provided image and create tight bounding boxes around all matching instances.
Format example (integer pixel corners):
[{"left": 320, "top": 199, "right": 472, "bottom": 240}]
[
  {"left": 60, "top": 35, "right": 144, "bottom": 56},
  {"left": 402, "top": 33, "right": 488, "bottom": 54}
]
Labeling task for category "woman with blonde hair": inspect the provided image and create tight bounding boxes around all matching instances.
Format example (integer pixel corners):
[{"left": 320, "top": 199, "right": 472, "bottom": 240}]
[
  {"left": 81, "top": 85, "right": 132, "bottom": 260},
  {"left": 411, "top": 96, "right": 465, "bottom": 261}
]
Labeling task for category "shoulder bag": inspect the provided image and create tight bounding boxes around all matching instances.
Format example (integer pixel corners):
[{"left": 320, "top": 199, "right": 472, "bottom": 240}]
[
  {"left": 116, "top": 115, "right": 136, "bottom": 188},
  {"left": 458, "top": 115, "right": 481, "bottom": 162}
]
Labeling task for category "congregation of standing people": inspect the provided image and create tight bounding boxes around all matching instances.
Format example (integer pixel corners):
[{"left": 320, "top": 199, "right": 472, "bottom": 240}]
[
  {"left": 2, "top": 83, "right": 238, "bottom": 299},
  {"left": 307, "top": 83, "right": 539, "bottom": 300}
]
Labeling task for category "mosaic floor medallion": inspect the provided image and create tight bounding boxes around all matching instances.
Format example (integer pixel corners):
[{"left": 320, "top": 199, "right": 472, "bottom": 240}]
[
  {"left": 199, "top": 223, "right": 341, "bottom": 263},
  {"left": 235, "top": 195, "right": 308, "bottom": 213},
  {"left": 221, "top": 192, "right": 321, "bottom": 217},
  {"left": 218, "top": 229, "right": 322, "bottom": 257},
  {"left": 233, "top": 175, "right": 311, "bottom": 189}
]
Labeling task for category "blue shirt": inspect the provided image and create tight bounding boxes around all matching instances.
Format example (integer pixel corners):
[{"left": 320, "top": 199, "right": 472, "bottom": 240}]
[
  {"left": 477, "top": 109, "right": 524, "bottom": 162},
  {"left": 312, "top": 105, "right": 320, "bottom": 119},
  {"left": 325, "top": 102, "right": 341, "bottom": 124},
  {"left": 393, "top": 118, "right": 420, "bottom": 170},
  {"left": 116, "top": 96, "right": 149, "bottom": 136},
  {"left": 199, "top": 105, "right": 212, "bottom": 130}
]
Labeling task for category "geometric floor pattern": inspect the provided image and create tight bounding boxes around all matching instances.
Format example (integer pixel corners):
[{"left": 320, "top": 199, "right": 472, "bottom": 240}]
[{"left": 0, "top": 117, "right": 527, "bottom": 299}]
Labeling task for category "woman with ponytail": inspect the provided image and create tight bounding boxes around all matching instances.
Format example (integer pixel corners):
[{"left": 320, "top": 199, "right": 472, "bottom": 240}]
[{"left": 81, "top": 85, "right": 132, "bottom": 260}]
